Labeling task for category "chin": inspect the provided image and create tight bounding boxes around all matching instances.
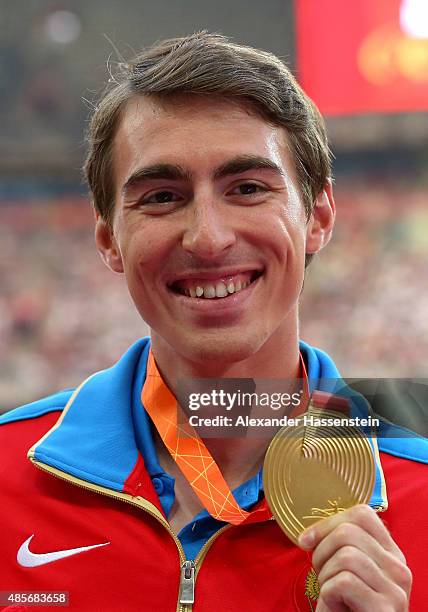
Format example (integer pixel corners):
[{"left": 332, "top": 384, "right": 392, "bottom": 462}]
[{"left": 174, "top": 328, "right": 266, "bottom": 367}]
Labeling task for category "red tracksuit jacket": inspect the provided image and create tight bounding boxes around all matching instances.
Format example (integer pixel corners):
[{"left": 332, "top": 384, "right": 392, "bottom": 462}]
[{"left": 1, "top": 339, "right": 427, "bottom": 611}]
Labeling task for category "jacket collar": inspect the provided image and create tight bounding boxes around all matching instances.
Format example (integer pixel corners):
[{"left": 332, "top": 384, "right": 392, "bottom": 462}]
[{"left": 29, "top": 337, "right": 388, "bottom": 510}]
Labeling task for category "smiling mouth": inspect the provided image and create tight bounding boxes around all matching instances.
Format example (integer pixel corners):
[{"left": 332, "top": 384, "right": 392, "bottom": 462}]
[{"left": 168, "top": 270, "right": 263, "bottom": 299}]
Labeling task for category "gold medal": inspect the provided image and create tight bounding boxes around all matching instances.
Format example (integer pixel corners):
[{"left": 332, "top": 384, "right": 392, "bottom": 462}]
[{"left": 263, "top": 392, "right": 375, "bottom": 545}]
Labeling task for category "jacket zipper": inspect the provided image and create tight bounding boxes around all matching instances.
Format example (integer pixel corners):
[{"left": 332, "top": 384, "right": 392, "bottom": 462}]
[
  {"left": 176, "top": 523, "right": 232, "bottom": 612},
  {"left": 29, "top": 457, "right": 232, "bottom": 612}
]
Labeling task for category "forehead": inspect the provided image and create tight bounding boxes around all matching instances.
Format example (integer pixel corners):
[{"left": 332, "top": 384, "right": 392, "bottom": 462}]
[{"left": 113, "top": 94, "right": 296, "bottom": 183}]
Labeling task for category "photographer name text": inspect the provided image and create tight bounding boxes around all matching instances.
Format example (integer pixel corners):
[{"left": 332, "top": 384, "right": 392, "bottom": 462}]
[{"left": 188, "top": 414, "right": 380, "bottom": 428}]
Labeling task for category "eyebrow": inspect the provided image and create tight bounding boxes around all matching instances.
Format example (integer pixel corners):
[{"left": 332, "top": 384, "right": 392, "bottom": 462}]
[
  {"left": 121, "top": 164, "right": 191, "bottom": 197},
  {"left": 213, "top": 155, "right": 285, "bottom": 180},
  {"left": 121, "top": 155, "right": 285, "bottom": 198}
]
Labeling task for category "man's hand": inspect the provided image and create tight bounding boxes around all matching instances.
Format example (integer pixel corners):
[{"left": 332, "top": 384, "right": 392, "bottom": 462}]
[{"left": 298, "top": 504, "right": 412, "bottom": 611}]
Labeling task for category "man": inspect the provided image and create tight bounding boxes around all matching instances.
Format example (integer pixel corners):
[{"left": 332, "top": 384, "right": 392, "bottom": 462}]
[{"left": 0, "top": 33, "right": 425, "bottom": 611}]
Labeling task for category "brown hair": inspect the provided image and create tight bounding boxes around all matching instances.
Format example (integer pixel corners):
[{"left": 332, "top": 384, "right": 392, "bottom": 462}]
[{"left": 84, "top": 32, "right": 332, "bottom": 241}]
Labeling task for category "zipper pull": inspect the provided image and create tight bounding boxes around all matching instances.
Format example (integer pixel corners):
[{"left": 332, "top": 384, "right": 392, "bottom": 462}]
[{"left": 179, "top": 560, "right": 195, "bottom": 604}]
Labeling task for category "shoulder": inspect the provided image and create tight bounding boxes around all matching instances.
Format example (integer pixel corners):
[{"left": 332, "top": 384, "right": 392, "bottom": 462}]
[
  {"left": 378, "top": 422, "right": 428, "bottom": 500},
  {"left": 0, "top": 389, "right": 74, "bottom": 462},
  {"left": 377, "top": 420, "right": 428, "bottom": 464},
  {"left": 0, "top": 389, "right": 74, "bottom": 427},
  {"left": 0, "top": 390, "right": 75, "bottom": 495},
  {"left": 299, "top": 340, "right": 428, "bottom": 466}
]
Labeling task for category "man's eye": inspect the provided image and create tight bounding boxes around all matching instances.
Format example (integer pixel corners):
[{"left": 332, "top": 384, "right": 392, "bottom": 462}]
[
  {"left": 142, "top": 190, "right": 181, "bottom": 204},
  {"left": 230, "top": 183, "right": 267, "bottom": 196}
]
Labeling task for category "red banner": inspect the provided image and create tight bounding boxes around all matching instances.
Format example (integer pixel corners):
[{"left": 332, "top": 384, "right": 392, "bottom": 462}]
[{"left": 295, "top": 0, "right": 428, "bottom": 114}]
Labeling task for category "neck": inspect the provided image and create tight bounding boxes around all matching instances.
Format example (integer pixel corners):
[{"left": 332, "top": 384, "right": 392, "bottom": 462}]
[
  {"left": 151, "top": 310, "right": 300, "bottom": 383},
  {"left": 150, "top": 314, "right": 301, "bottom": 485}
]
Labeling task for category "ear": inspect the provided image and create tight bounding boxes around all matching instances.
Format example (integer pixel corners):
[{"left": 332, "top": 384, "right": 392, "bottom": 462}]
[
  {"left": 305, "top": 180, "right": 336, "bottom": 254},
  {"left": 94, "top": 213, "right": 124, "bottom": 273}
]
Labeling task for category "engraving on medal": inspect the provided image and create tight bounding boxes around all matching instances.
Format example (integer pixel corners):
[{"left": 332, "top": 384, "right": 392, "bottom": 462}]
[
  {"left": 302, "top": 498, "right": 346, "bottom": 520},
  {"left": 263, "top": 392, "right": 376, "bottom": 545}
]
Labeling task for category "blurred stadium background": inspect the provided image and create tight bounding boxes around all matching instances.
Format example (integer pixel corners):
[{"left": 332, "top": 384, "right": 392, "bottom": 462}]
[{"left": 1, "top": 0, "right": 427, "bottom": 409}]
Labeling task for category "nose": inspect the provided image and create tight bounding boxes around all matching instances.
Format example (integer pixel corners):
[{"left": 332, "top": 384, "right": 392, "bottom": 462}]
[{"left": 181, "top": 197, "right": 236, "bottom": 259}]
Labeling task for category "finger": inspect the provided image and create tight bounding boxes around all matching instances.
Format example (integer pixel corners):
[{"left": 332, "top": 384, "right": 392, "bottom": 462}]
[
  {"left": 317, "top": 545, "right": 386, "bottom": 593},
  {"left": 312, "top": 522, "right": 387, "bottom": 575},
  {"left": 319, "top": 570, "right": 408, "bottom": 612},
  {"left": 312, "top": 524, "right": 412, "bottom": 595},
  {"left": 320, "top": 571, "right": 378, "bottom": 612},
  {"left": 299, "top": 504, "right": 404, "bottom": 560},
  {"left": 314, "top": 598, "right": 347, "bottom": 612}
]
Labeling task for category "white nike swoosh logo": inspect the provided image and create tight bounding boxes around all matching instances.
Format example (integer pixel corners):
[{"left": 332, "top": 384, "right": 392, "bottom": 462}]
[{"left": 17, "top": 534, "right": 110, "bottom": 568}]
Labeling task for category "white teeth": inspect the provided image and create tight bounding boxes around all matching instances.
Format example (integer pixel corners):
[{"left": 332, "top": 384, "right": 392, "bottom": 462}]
[
  {"left": 180, "top": 277, "right": 254, "bottom": 298},
  {"left": 203, "top": 285, "right": 216, "bottom": 299},
  {"left": 215, "top": 282, "right": 228, "bottom": 298}
]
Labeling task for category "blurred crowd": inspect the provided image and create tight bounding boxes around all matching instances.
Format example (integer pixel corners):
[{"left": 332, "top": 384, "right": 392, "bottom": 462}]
[
  {"left": 301, "top": 182, "right": 428, "bottom": 378},
  {"left": 0, "top": 198, "right": 146, "bottom": 409},
  {"left": 1, "top": 185, "right": 427, "bottom": 409}
]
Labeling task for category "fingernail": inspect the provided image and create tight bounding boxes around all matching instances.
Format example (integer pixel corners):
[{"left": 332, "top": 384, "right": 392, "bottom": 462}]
[{"left": 298, "top": 529, "right": 315, "bottom": 549}]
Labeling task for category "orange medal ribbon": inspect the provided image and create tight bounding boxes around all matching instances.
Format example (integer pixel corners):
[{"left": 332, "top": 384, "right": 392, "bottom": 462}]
[{"left": 142, "top": 349, "right": 309, "bottom": 525}]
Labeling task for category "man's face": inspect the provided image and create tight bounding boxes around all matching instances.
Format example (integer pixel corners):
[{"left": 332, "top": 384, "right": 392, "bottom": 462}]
[{"left": 100, "top": 95, "right": 320, "bottom": 364}]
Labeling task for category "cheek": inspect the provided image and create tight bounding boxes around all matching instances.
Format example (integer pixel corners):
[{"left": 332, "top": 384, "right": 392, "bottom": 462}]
[
  {"left": 119, "top": 224, "right": 172, "bottom": 292},
  {"left": 265, "top": 209, "right": 307, "bottom": 266},
  {"left": 117, "top": 229, "right": 149, "bottom": 281}
]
